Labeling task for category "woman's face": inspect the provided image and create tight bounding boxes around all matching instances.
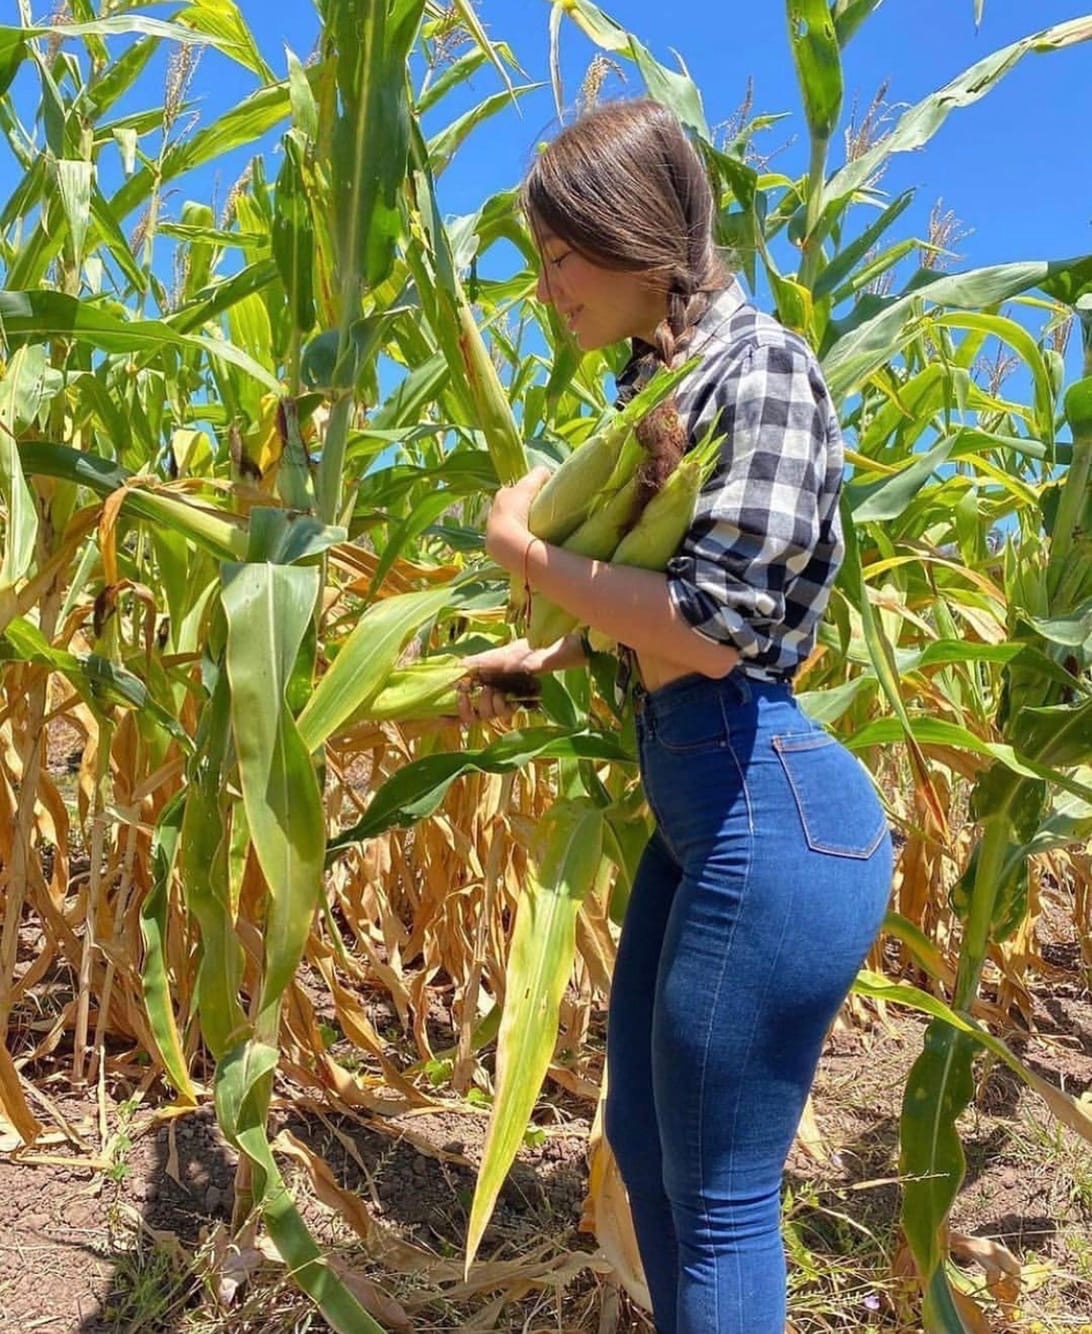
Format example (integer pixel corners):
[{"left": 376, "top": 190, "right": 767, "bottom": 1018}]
[{"left": 534, "top": 230, "right": 666, "bottom": 351}]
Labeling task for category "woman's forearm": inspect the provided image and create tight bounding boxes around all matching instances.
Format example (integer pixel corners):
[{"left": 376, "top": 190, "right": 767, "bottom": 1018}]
[{"left": 520, "top": 535, "right": 739, "bottom": 679}]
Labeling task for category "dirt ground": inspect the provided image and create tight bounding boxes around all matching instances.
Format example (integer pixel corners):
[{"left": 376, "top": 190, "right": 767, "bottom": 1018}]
[
  {"left": 1, "top": 940, "right": 1091, "bottom": 1333},
  {"left": 3, "top": 726, "right": 1091, "bottom": 1331}
]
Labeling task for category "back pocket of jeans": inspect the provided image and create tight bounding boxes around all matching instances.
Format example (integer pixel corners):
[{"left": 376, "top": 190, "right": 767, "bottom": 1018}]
[{"left": 773, "top": 731, "right": 888, "bottom": 858}]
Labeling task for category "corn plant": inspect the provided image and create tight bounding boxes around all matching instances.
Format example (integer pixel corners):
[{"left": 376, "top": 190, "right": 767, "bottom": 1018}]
[{"left": 2, "top": 1, "right": 1092, "bottom": 1329}]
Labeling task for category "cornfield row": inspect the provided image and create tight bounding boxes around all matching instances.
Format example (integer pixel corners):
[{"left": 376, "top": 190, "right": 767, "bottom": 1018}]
[{"left": 1, "top": 2, "right": 1090, "bottom": 1330}]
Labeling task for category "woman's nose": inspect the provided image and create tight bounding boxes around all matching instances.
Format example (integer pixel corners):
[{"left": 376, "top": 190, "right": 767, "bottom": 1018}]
[{"left": 535, "top": 267, "right": 553, "bottom": 305}]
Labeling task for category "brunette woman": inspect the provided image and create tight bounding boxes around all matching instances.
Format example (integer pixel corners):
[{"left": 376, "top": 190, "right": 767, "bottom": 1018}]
[{"left": 462, "top": 98, "right": 892, "bottom": 1334}]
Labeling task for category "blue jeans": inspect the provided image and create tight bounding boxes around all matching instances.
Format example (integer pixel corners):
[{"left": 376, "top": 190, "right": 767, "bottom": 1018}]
[{"left": 605, "top": 670, "right": 892, "bottom": 1333}]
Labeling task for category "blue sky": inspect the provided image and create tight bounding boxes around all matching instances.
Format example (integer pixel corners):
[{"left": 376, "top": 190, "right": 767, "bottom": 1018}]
[
  {"left": 219, "top": 0, "right": 1092, "bottom": 272},
  {"left": 4, "top": 2, "right": 1091, "bottom": 331}
]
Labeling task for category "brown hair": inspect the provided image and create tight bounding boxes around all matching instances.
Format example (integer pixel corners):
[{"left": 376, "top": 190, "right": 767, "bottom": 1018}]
[{"left": 522, "top": 98, "right": 727, "bottom": 508}]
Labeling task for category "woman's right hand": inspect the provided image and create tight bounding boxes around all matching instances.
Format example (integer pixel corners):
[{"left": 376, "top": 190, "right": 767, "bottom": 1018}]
[{"left": 455, "top": 633, "right": 586, "bottom": 724}]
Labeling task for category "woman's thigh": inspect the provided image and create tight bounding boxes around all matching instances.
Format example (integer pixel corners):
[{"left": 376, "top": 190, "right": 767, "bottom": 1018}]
[{"left": 638, "top": 676, "right": 892, "bottom": 1204}]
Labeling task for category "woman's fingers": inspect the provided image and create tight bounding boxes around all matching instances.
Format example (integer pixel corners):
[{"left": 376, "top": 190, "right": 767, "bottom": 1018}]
[{"left": 455, "top": 677, "right": 515, "bottom": 724}]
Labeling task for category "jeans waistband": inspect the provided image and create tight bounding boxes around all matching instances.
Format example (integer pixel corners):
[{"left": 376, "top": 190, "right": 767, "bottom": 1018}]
[{"left": 632, "top": 667, "right": 794, "bottom": 716}]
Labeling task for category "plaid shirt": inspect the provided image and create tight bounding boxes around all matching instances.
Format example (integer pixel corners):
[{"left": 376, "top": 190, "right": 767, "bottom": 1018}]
[{"left": 617, "top": 279, "right": 844, "bottom": 682}]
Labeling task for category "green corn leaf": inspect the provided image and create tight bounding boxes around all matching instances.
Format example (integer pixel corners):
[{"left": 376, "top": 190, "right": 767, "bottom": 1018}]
[
  {"left": 839, "top": 509, "right": 946, "bottom": 826},
  {"left": 19, "top": 443, "right": 248, "bottom": 561},
  {"left": 1026, "top": 599, "right": 1092, "bottom": 652},
  {"left": 0, "top": 290, "right": 281, "bottom": 392},
  {"left": 330, "top": 0, "right": 424, "bottom": 293},
  {"left": 812, "top": 190, "right": 915, "bottom": 301},
  {"left": 140, "top": 793, "right": 198, "bottom": 1102},
  {"left": 1011, "top": 696, "right": 1092, "bottom": 770},
  {"left": 846, "top": 713, "right": 1092, "bottom": 802},
  {"left": 108, "top": 81, "right": 291, "bottom": 224},
  {"left": 272, "top": 131, "right": 316, "bottom": 335},
  {"left": 899, "top": 1020, "right": 978, "bottom": 1334},
  {"left": 222, "top": 562, "right": 325, "bottom": 1021},
  {"left": 0, "top": 618, "right": 194, "bottom": 748},
  {"left": 175, "top": 0, "right": 275, "bottom": 83},
  {"left": 366, "top": 490, "right": 460, "bottom": 595},
  {"left": 935, "top": 310, "right": 1055, "bottom": 445},
  {"left": 822, "top": 255, "right": 1092, "bottom": 404},
  {"left": 844, "top": 437, "right": 955, "bottom": 522},
  {"left": 0, "top": 345, "right": 46, "bottom": 589},
  {"left": 1020, "top": 782, "right": 1092, "bottom": 857},
  {"left": 427, "top": 83, "right": 540, "bottom": 173},
  {"left": 169, "top": 259, "right": 281, "bottom": 338},
  {"left": 0, "top": 29, "right": 26, "bottom": 98},
  {"left": 854, "top": 971, "right": 1092, "bottom": 1145},
  {"left": 831, "top": 0, "right": 885, "bottom": 47},
  {"left": 547, "top": 0, "right": 709, "bottom": 134},
  {"left": 215, "top": 1039, "right": 387, "bottom": 1333},
  {"left": 1, "top": 14, "right": 263, "bottom": 55},
  {"left": 296, "top": 584, "right": 462, "bottom": 751},
  {"left": 407, "top": 122, "right": 527, "bottom": 484},
  {"left": 466, "top": 800, "right": 604, "bottom": 1268},
  {"left": 180, "top": 672, "right": 249, "bottom": 1061},
  {"left": 826, "top": 18, "right": 1092, "bottom": 207},
  {"left": 89, "top": 184, "right": 148, "bottom": 293},
  {"left": 286, "top": 46, "right": 319, "bottom": 139},
  {"left": 786, "top": 0, "right": 843, "bottom": 145},
  {"left": 54, "top": 158, "right": 94, "bottom": 265},
  {"left": 328, "top": 727, "right": 632, "bottom": 852},
  {"left": 417, "top": 46, "right": 487, "bottom": 112},
  {"left": 85, "top": 24, "right": 158, "bottom": 114},
  {"left": 445, "top": 0, "right": 515, "bottom": 97}
]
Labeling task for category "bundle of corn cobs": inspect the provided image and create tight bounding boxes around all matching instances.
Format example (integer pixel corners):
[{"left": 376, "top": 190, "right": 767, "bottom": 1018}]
[
  {"left": 349, "top": 365, "right": 723, "bottom": 726},
  {"left": 523, "top": 363, "right": 723, "bottom": 649}
]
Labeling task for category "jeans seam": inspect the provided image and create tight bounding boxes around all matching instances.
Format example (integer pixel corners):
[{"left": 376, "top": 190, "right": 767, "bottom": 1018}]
[{"left": 691, "top": 727, "right": 752, "bottom": 1334}]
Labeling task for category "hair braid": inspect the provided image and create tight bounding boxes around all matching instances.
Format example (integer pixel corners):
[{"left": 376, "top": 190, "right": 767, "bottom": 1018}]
[{"left": 632, "top": 284, "right": 713, "bottom": 516}]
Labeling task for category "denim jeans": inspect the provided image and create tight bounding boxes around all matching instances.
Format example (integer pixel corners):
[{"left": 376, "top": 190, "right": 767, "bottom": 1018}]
[{"left": 605, "top": 670, "right": 892, "bottom": 1333}]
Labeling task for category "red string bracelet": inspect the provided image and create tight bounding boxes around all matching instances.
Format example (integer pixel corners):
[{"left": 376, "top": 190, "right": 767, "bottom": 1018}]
[{"left": 521, "top": 533, "right": 540, "bottom": 622}]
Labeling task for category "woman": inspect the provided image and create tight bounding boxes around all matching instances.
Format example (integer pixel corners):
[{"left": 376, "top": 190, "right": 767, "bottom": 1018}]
[{"left": 461, "top": 99, "right": 892, "bottom": 1334}]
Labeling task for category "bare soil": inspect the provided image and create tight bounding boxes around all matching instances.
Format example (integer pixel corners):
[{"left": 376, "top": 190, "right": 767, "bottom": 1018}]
[
  {"left": 2, "top": 949, "right": 1091, "bottom": 1332},
  {"left": 3, "top": 725, "right": 1091, "bottom": 1331}
]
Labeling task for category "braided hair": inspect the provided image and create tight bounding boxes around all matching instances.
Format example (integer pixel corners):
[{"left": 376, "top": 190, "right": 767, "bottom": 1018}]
[{"left": 522, "top": 98, "right": 727, "bottom": 512}]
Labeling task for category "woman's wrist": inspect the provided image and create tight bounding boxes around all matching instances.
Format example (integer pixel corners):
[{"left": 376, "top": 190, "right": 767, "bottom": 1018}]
[{"left": 485, "top": 520, "right": 535, "bottom": 572}]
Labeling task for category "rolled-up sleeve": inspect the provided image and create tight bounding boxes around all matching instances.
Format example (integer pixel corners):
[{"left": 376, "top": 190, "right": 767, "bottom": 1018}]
[{"left": 666, "top": 339, "right": 834, "bottom": 658}]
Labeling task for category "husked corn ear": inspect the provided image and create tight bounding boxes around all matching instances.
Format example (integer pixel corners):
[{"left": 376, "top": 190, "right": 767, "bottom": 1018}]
[
  {"left": 347, "top": 658, "right": 467, "bottom": 725},
  {"left": 526, "top": 360, "right": 695, "bottom": 545},
  {"left": 526, "top": 475, "right": 641, "bottom": 648}
]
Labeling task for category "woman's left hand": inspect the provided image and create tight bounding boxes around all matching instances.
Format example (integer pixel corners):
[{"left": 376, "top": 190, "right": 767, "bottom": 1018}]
[{"left": 484, "top": 466, "right": 551, "bottom": 570}]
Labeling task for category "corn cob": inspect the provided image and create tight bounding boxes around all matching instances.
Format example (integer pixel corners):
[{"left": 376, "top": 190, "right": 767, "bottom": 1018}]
[
  {"left": 337, "top": 656, "right": 540, "bottom": 729},
  {"left": 585, "top": 424, "right": 725, "bottom": 652},
  {"left": 526, "top": 472, "right": 641, "bottom": 648},
  {"left": 526, "top": 360, "right": 695, "bottom": 545}
]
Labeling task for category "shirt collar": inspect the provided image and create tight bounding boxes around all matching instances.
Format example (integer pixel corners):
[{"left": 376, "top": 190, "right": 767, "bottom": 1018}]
[{"left": 616, "top": 277, "right": 748, "bottom": 400}]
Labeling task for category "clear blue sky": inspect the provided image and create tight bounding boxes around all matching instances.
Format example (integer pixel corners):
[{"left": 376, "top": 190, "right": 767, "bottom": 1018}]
[
  {"left": 5, "top": 2, "right": 1091, "bottom": 313},
  {"left": 216, "top": 0, "right": 1092, "bottom": 273}
]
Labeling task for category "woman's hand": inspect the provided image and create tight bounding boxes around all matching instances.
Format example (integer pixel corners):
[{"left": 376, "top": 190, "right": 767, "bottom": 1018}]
[
  {"left": 484, "top": 466, "right": 552, "bottom": 571},
  {"left": 455, "top": 639, "right": 543, "bottom": 724},
  {"left": 454, "top": 633, "right": 587, "bottom": 724}
]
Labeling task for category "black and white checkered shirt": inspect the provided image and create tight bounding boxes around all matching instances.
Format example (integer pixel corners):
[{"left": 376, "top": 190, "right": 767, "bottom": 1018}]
[{"left": 617, "top": 279, "right": 844, "bottom": 682}]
